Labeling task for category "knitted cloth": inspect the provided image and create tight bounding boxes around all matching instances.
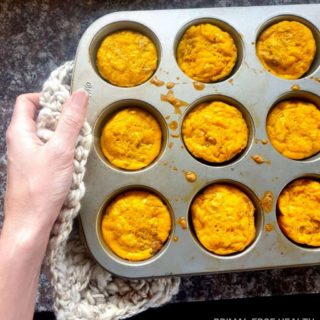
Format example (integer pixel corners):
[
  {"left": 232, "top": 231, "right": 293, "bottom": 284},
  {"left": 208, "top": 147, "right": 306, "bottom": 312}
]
[{"left": 36, "top": 61, "right": 180, "bottom": 320}]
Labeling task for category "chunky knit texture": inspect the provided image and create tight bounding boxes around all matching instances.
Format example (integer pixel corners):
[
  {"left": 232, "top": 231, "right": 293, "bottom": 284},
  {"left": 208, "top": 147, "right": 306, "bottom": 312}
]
[{"left": 36, "top": 61, "right": 180, "bottom": 320}]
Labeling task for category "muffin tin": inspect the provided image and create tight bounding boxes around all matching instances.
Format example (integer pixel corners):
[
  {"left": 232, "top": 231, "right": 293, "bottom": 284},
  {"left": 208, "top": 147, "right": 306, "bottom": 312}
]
[{"left": 72, "top": 4, "right": 320, "bottom": 278}]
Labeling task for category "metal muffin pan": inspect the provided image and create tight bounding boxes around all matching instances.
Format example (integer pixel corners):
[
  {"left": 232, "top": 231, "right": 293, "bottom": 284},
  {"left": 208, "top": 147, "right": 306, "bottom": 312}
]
[{"left": 72, "top": 4, "right": 320, "bottom": 278}]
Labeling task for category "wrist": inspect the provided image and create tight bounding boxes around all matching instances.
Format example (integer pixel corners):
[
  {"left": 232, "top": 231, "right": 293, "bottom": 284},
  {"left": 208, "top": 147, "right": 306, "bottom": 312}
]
[
  {"left": 1, "top": 211, "right": 52, "bottom": 257},
  {"left": 0, "top": 225, "right": 50, "bottom": 265}
]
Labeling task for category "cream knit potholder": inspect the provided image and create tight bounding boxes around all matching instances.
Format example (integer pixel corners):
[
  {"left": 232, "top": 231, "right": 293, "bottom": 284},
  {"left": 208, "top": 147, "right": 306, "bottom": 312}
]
[{"left": 36, "top": 61, "right": 180, "bottom": 320}]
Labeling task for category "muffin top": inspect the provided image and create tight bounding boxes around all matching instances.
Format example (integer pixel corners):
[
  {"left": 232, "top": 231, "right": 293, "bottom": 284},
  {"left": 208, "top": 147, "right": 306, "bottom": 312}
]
[
  {"left": 96, "top": 30, "right": 158, "bottom": 87},
  {"left": 267, "top": 99, "right": 320, "bottom": 160},
  {"left": 191, "top": 184, "right": 256, "bottom": 255},
  {"left": 177, "top": 23, "right": 237, "bottom": 82},
  {"left": 182, "top": 101, "right": 248, "bottom": 163},
  {"left": 278, "top": 179, "right": 320, "bottom": 247},
  {"left": 101, "top": 190, "right": 171, "bottom": 261},
  {"left": 100, "top": 107, "right": 162, "bottom": 170},
  {"left": 256, "top": 21, "right": 316, "bottom": 79}
]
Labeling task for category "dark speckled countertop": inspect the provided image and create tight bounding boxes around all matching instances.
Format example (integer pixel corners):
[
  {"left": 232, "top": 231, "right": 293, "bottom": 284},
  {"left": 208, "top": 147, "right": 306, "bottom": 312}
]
[{"left": 1, "top": 0, "right": 320, "bottom": 312}]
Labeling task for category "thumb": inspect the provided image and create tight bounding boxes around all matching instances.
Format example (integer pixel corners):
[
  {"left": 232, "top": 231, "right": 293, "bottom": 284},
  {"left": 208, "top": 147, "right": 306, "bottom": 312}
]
[{"left": 54, "top": 89, "right": 88, "bottom": 147}]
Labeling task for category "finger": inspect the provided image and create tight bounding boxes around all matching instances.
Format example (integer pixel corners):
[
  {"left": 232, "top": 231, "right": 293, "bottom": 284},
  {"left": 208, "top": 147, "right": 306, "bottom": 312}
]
[
  {"left": 10, "top": 93, "right": 41, "bottom": 132},
  {"left": 54, "top": 89, "right": 88, "bottom": 147}
]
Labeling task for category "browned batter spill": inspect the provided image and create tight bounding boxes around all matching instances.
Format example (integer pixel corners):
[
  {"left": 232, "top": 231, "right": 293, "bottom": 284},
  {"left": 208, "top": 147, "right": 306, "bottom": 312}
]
[
  {"left": 260, "top": 191, "right": 274, "bottom": 213},
  {"left": 193, "top": 82, "right": 205, "bottom": 90},
  {"left": 311, "top": 76, "right": 320, "bottom": 83},
  {"left": 170, "top": 133, "right": 180, "bottom": 138},
  {"left": 177, "top": 217, "right": 187, "bottom": 230},
  {"left": 161, "top": 90, "right": 188, "bottom": 114},
  {"left": 255, "top": 138, "right": 268, "bottom": 145},
  {"left": 168, "top": 142, "right": 174, "bottom": 149},
  {"left": 251, "top": 154, "right": 271, "bottom": 164},
  {"left": 150, "top": 76, "right": 164, "bottom": 87},
  {"left": 173, "top": 235, "right": 179, "bottom": 242},
  {"left": 184, "top": 171, "right": 197, "bottom": 183},
  {"left": 166, "top": 82, "right": 175, "bottom": 89},
  {"left": 291, "top": 84, "right": 300, "bottom": 91},
  {"left": 169, "top": 120, "right": 178, "bottom": 130},
  {"left": 265, "top": 223, "right": 274, "bottom": 232}
]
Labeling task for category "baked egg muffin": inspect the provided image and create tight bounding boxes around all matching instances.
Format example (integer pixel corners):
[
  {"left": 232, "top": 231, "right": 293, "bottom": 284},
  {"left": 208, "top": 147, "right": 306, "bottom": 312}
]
[
  {"left": 191, "top": 184, "right": 256, "bottom": 255},
  {"left": 101, "top": 190, "right": 171, "bottom": 261},
  {"left": 267, "top": 99, "right": 320, "bottom": 160},
  {"left": 278, "top": 179, "right": 320, "bottom": 247},
  {"left": 100, "top": 107, "right": 162, "bottom": 170},
  {"left": 256, "top": 21, "right": 316, "bottom": 79},
  {"left": 176, "top": 23, "right": 237, "bottom": 82},
  {"left": 182, "top": 101, "right": 249, "bottom": 163},
  {"left": 96, "top": 30, "right": 158, "bottom": 87}
]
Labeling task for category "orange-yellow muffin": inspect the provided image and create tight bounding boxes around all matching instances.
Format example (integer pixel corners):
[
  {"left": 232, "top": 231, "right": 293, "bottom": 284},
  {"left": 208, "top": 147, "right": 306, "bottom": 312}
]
[
  {"left": 267, "top": 100, "right": 320, "bottom": 160},
  {"left": 278, "top": 179, "right": 320, "bottom": 247},
  {"left": 182, "top": 101, "right": 248, "bottom": 163},
  {"left": 176, "top": 23, "right": 237, "bottom": 82},
  {"left": 100, "top": 108, "right": 162, "bottom": 170},
  {"left": 256, "top": 21, "right": 316, "bottom": 79},
  {"left": 191, "top": 184, "right": 256, "bottom": 255},
  {"left": 96, "top": 30, "right": 157, "bottom": 87},
  {"left": 101, "top": 190, "right": 171, "bottom": 261}
]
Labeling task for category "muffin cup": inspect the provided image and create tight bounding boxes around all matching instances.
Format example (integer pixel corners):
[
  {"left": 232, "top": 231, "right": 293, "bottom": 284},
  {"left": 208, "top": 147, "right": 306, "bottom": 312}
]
[
  {"left": 266, "top": 90, "right": 320, "bottom": 162},
  {"left": 188, "top": 179, "right": 263, "bottom": 258},
  {"left": 181, "top": 94, "right": 254, "bottom": 166},
  {"left": 256, "top": 14, "right": 320, "bottom": 79},
  {"left": 89, "top": 21, "right": 162, "bottom": 87},
  {"left": 94, "top": 99, "right": 168, "bottom": 172},
  {"left": 174, "top": 17, "right": 244, "bottom": 83},
  {"left": 276, "top": 174, "right": 320, "bottom": 251},
  {"left": 96, "top": 186, "right": 174, "bottom": 265}
]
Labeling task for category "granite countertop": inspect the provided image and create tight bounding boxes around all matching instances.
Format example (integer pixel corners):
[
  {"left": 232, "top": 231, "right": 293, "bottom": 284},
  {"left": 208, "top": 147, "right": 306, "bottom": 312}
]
[{"left": 1, "top": 0, "right": 320, "bottom": 312}]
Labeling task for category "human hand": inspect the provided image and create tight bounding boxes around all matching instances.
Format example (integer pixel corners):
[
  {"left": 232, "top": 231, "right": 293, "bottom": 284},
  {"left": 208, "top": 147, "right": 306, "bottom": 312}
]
[{"left": 4, "top": 90, "right": 88, "bottom": 240}]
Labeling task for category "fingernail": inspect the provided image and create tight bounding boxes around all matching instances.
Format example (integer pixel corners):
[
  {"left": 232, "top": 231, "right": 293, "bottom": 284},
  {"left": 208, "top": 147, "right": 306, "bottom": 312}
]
[{"left": 71, "top": 89, "right": 88, "bottom": 108}]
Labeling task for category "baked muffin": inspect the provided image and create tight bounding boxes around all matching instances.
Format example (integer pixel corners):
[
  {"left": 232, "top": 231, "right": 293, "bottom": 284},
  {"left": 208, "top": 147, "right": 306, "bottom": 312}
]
[
  {"left": 101, "top": 190, "right": 171, "bottom": 261},
  {"left": 96, "top": 30, "right": 157, "bottom": 87},
  {"left": 267, "top": 99, "right": 320, "bottom": 160},
  {"left": 176, "top": 23, "right": 237, "bottom": 82},
  {"left": 100, "top": 107, "right": 162, "bottom": 170},
  {"left": 278, "top": 179, "right": 320, "bottom": 247},
  {"left": 182, "top": 101, "right": 248, "bottom": 163},
  {"left": 191, "top": 184, "right": 256, "bottom": 255},
  {"left": 256, "top": 21, "right": 316, "bottom": 79}
]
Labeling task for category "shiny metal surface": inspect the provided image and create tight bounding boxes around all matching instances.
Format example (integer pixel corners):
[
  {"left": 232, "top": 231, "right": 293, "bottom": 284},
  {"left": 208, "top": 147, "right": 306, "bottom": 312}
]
[{"left": 72, "top": 4, "right": 320, "bottom": 278}]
